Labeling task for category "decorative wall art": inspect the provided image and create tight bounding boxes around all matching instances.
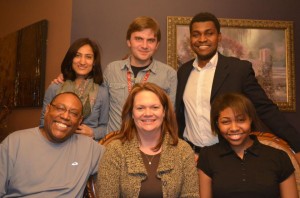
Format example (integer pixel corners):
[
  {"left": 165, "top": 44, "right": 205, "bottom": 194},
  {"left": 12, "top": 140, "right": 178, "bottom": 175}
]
[{"left": 0, "top": 20, "right": 48, "bottom": 108}]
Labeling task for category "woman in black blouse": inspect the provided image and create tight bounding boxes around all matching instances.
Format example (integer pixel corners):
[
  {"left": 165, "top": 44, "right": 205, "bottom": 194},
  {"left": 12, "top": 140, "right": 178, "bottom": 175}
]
[{"left": 198, "top": 93, "right": 298, "bottom": 198}]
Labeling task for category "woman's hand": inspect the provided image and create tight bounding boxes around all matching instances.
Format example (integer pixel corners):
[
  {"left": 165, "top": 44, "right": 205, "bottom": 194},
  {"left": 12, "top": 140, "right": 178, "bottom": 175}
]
[
  {"left": 51, "top": 73, "right": 64, "bottom": 84},
  {"left": 75, "top": 124, "right": 94, "bottom": 138}
]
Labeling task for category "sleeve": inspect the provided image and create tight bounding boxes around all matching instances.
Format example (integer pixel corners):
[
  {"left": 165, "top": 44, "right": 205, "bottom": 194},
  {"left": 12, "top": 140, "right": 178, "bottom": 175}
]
[
  {"left": 39, "top": 83, "right": 60, "bottom": 127},
  {"left": 90, "top": 143, "right": 105, "bottom": 176},
  {"left": 91, "top": 85, "right": 109, "bottom": 140},
  {"left": 97, "top": 142, "right": 122, "bottom": 197},
  {"left": 168, "top": 69, "right": 177, "bottom": 107},
  {"left": 102, "top": 64, "right": 110, "bottom": 88},
  {"left": 0, "top": 139, "right": 9, "bottom": 196},
  {"left": 241, "top": 61, "right": 300, "bottom": 152},
  {"left": 180, "top": 143, "right": 200, "bottom": 197},
  {"left": 197, "top": 147, "right": 213, "bottom": 178},
  {"left": 277, "top": 150, "right": 295, "bottom": 183},
  {"left": 0, "top": 135, "right": 17, "bottom": 197}
]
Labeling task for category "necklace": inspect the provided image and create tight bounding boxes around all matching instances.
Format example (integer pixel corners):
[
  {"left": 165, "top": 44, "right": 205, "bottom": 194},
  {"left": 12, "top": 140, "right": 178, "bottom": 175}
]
[{"left": 143, "top": 153, "right": 156, "bottom": 165}]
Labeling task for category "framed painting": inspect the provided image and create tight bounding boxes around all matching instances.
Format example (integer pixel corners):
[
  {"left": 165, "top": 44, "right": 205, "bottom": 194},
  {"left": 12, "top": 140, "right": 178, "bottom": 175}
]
[
  {"left": 167, "top": 16, "right": 296, "bottom": 112},
  {"left": 0, "top": 20, "right": 48, "bottom": 108}
]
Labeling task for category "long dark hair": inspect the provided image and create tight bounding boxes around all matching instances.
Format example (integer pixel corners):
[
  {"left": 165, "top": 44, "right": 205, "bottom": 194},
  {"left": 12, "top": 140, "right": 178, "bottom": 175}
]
[{"left": 61, "top": 38, "right": 103, "bottom": 85}]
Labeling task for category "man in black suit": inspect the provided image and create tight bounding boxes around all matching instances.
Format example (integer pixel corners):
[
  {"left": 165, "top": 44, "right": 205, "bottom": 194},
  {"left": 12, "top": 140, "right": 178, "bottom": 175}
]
[{"left": 175, "top": 12, "right": 300, "bottom": 164}]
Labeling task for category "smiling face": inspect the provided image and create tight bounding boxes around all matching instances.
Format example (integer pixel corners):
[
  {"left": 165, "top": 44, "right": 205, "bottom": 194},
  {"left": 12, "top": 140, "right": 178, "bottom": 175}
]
[
  {"left": 127, "top": 29, "right": 159, "bottom": 66},
  {"left": 217, "top": 107, "right": 252, "bottom": 149},
  {"left": 132, "top": 90, "right": 165, "bottom": 135},
  {"left": 72, "top": 44, "right": 94, "bottom": 79},
  {"left": 190, "top": 21, "right": 221, "bottom": 67},
  {"left": 42, "top": 93, "right": 83, "bottom": 143}
]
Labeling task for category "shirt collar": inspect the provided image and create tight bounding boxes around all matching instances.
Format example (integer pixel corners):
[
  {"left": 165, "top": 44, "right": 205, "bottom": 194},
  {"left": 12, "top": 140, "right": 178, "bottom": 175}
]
[
  {"left": 121, "top": 57, "right": 131, "bottom": 70},
  {"left": 121, "top": 56, "right": 157, "bottom": 74},
  {"left": 192, "top": 52, "right": 218, "bottom": 71},
  {"left": 218, "top": 135, "right": 261, "bottom": 157}
]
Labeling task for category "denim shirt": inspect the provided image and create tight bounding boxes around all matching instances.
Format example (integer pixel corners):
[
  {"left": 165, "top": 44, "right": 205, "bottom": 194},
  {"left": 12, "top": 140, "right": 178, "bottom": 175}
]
[{"left": 104, "top": 57, "right": 177, "bottom": 132}]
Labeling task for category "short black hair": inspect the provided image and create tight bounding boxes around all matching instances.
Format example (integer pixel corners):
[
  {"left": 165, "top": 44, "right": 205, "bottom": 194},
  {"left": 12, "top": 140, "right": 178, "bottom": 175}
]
[
  {"left": 190, "top": 12, "right": 221, "bottom": 33},
  {"left": 51, "top": 92, "right": 83, "bottom": 115}
]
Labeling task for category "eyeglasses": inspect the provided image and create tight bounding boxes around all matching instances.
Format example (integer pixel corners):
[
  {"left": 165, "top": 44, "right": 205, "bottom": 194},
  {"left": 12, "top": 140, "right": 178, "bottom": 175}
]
[{"left": 50, "top": 103, "right": 82, "bottom": 119}]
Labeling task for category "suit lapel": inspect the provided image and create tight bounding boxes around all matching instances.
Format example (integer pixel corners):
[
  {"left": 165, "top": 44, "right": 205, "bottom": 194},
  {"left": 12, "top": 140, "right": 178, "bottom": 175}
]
[
  {"left": 180, "top": 62, "right": 194, "bottom": 98},
  {"left": 211, "top": 53, "right": 230, "bottom": 101}
]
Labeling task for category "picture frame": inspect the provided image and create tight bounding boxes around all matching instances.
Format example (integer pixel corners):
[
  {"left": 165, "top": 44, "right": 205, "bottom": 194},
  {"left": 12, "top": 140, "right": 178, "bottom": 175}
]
[
  {"left": 167, "top": 16, "right": 296, "bottom": 112},
  {"left": 0, "top": 20, "right": 48, "bottom": 108}
]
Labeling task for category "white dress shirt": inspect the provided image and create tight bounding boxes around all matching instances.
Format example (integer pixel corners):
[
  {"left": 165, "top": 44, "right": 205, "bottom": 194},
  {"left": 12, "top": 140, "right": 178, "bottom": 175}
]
[{"left": 183, "top": 53, "right": 219, "bottom": 147}]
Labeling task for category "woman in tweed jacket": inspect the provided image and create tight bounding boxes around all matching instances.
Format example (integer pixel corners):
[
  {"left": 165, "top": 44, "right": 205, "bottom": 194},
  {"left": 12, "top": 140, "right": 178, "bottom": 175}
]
[{"left": 97, "top": 82, "right": 199, "bottom": 197}]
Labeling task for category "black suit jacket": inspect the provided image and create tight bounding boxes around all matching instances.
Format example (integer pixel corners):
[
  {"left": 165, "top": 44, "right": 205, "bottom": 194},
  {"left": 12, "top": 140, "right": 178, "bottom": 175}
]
[{"left": 175, "top": 53, "right": 300, "bottom": 152}]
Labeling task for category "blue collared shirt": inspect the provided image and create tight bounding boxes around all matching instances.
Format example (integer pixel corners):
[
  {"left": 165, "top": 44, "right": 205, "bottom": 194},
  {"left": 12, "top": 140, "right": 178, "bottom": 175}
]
[{"left": 104, "top": 57, "right": 177, "bottom": 132}]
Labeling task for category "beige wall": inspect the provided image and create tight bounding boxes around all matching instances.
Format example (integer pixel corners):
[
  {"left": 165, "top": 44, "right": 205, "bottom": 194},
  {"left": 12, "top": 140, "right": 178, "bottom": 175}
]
[{"left": 0, "top": 0, "right": 72, "bottom": 136}]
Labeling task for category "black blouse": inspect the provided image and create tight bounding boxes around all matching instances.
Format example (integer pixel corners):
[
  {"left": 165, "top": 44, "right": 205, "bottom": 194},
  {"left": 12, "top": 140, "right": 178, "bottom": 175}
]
[{"left": 198, "top": 135, "right": 294, "bottom": 198}]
